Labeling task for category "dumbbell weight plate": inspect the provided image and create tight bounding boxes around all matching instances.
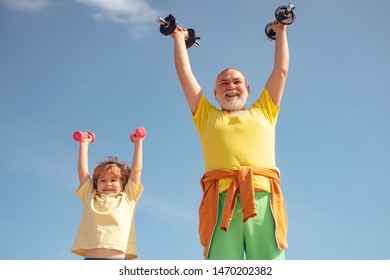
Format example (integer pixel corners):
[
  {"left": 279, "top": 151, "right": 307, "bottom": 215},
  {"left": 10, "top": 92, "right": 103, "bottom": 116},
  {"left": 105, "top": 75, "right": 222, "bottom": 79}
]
[
  {"left": 275, "top": 5, "right": 296, "bottom": 25},
  {"left": 87, "top": 132, "right": 96, "bottom": 142},
  {"left": 185, "top": 28, "right": 200, "bottom": 48},
  {"left": 73, "top": 131, "right": 83, "bottom": 142},
  {"left": 265, "top": 22, "right": 276, "bottom": 41},
  {"left": 160, "top": 14, "right": 177, "bottom": 36}
]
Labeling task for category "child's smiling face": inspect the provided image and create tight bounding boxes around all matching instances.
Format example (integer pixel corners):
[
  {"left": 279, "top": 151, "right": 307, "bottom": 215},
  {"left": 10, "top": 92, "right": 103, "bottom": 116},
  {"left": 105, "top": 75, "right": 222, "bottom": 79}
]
[{"left": 96, "top": 170, "right": 123, "bottom": 195}]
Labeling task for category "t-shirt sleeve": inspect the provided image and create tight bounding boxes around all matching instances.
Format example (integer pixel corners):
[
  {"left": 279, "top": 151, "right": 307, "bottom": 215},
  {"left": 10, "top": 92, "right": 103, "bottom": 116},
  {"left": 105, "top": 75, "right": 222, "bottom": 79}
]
[
  {"left": 192, "top": 92, "right": 213, "bottom": 132},
  {"left": 251, "top": 87, "right": 280, "bottom": 125},
  {"left": 125, "top": 178, "right": 143, "bottom": 203},
  {"left": 75, "top": 178, "right": 93, "bottom": 203}
]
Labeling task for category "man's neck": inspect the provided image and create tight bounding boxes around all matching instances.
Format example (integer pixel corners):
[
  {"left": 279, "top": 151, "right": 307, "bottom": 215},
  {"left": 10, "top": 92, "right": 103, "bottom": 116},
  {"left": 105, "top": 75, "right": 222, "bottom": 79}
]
[{"left": 223, "top": 109, "right": 246, "bottom": 116}]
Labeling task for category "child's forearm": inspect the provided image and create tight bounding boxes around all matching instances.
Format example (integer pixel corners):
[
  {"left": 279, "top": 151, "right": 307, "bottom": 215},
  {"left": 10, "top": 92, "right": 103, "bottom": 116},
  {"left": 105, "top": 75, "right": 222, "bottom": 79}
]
[
  {"left": 78, "top": 142, "right": 90, "bottom": 184},
  {"left": 130, "top": 140, "right": 143, "bottom": 185}
]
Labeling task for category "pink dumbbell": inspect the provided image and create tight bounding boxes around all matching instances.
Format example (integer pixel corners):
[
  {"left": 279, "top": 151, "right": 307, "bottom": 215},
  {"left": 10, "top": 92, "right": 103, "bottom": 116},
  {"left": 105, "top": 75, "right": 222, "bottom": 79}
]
[
  {"left": 130, "top": 127, "right": 146, "bottom": 142},
  {"left": 73, "top": 130, "right": 95, "bottom": 142}
]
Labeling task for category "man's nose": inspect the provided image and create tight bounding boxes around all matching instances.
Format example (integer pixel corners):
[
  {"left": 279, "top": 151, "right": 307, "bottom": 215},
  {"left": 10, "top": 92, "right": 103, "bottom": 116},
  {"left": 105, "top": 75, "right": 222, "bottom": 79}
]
[{"left": 227, "top": 83, "right": 235, "bottom": 90}]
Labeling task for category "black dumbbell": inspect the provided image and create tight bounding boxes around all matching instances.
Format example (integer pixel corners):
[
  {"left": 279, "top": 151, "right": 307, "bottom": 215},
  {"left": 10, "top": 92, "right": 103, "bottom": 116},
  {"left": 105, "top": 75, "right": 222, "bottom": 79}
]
[
  {"left": 265, "top": 3, "right": 296, "bottom": 41},
  {"left": 156, "top": 14, "right": 200, "bottom": 48}
]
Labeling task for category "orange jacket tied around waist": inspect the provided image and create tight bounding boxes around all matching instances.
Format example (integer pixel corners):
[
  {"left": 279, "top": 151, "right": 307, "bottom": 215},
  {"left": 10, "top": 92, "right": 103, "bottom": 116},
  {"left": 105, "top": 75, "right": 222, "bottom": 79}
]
[{"left": 198, "top": 166, "right": 288, "bottom": 258}]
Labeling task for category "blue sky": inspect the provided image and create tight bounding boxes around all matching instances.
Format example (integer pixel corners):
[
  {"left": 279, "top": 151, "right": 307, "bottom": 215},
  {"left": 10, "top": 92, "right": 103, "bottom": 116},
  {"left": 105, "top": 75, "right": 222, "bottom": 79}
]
[{"left": 0, "top": 0, "right": 389, "bottom": 260}]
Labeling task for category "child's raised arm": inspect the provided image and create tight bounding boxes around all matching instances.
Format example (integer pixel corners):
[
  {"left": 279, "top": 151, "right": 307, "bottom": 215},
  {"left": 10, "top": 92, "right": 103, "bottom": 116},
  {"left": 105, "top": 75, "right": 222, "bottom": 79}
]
[
  {"left": 129, "top": 133, "right": 145, "bottom": 186},
  {"left": 78, "top": 140, "right": 91, "bottom": 185}
]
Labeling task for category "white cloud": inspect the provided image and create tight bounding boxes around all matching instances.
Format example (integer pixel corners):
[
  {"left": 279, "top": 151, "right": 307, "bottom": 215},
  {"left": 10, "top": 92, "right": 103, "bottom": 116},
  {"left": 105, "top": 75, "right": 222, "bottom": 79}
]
[
  {"left": 0, "top": 0, "right": 51, "bottom": 11},
  {"left": 76, "top": 0, "right": 160, "bottom": 24},
  {"left": 1, "top": 0, "right": 161, "bottom": 38}
]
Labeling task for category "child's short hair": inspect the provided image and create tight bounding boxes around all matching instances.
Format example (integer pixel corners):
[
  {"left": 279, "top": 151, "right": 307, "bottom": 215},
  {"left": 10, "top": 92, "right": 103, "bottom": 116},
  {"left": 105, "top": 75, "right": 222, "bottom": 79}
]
[{"left": 92, "top": 156, "right": 131, "bottom": 190}]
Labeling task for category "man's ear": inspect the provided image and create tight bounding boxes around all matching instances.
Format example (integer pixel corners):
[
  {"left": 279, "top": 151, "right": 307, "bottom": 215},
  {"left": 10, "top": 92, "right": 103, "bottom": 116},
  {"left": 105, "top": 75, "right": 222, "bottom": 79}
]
[
  {"left": 214, "top": 88, "right": 217, "bottom": 98},
  {"left": 247, "top": 84, "right": 251, "bottom": 95}
]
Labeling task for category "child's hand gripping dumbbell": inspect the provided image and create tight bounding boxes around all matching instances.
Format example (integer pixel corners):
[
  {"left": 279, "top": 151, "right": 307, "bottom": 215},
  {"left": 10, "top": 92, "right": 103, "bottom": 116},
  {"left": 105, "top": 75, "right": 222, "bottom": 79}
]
[
  {"left": 73, "top": 130, "right": 95, "bottom": 142},
  {"left": 130, "top": 127, "right": 146, "bottom": 143}
]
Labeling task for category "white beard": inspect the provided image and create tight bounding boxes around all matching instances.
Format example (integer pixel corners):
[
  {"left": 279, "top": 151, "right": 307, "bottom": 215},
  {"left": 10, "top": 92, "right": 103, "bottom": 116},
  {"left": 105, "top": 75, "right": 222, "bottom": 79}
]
[{"left": 216, "top": 91, "right": 248, "bottom": 112}]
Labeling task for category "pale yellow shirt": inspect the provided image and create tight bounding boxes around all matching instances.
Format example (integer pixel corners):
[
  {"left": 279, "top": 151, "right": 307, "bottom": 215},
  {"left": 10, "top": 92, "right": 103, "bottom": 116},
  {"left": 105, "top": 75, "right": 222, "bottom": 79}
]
[
  {"left": 193, "top": 87, "right": 279, "bottom": 192},
  {"left": 72, "top": 178, "right": 143, "bottom": 259}
]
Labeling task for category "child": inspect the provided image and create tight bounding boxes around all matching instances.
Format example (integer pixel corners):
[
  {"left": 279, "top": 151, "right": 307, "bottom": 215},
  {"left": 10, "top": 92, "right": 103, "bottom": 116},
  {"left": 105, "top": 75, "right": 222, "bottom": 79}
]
[{"left": 71, "top": 131, "right": 145, "bottom": 260}]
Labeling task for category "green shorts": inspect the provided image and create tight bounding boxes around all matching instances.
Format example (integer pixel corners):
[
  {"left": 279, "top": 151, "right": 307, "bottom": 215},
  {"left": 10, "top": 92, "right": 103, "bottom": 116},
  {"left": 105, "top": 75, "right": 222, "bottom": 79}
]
[{"left": 208, "top": 191, "right": 285, "bottom": 260}]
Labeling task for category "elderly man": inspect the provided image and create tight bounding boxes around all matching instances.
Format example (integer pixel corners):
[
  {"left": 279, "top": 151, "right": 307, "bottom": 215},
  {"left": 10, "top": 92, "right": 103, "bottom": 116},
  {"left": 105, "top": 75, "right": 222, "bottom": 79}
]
[{"left": 170, "top": 19, "right": 290, "bottom": 260}]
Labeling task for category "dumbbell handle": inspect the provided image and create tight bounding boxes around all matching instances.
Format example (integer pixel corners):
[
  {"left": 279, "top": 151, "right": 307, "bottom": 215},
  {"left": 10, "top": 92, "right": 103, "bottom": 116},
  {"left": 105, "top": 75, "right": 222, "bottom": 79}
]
[
  {"left": 156, "top": 16, "right": 169, "bottom": 26},
  {"left": 130, "top": 127, "right": 147, "bottom": 143},
  {"left": 285, "top": 3, "right": 295, "bottom": 15},
  {"left": 73, "top": 131, "right": 95, "bottom": 142}
]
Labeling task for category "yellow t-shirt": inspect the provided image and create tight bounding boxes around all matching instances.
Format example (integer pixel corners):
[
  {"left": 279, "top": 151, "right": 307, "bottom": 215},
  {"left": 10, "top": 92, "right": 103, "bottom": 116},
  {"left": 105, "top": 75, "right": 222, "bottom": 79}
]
[
  {"left": 192, "top": 87, "right": 279, "bottom": 192},
  {"left": 71, "top": 178, "right": 143, "bottom": 259}
]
